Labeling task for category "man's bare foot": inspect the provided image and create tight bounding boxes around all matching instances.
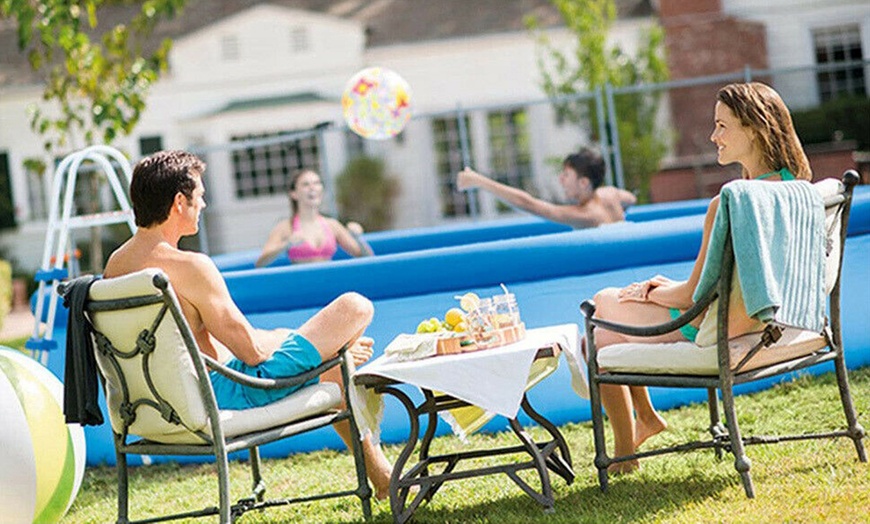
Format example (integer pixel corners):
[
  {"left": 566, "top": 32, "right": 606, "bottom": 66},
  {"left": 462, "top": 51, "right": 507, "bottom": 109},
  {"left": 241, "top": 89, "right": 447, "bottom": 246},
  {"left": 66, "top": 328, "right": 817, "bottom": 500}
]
[
  {"left": 373, "top": 483, "right": 390, "bottom": 501},
  {"left": 362, "top": 442, "right": 393, "bottom": 501},
  {"left": 607, "top": 459, "right": 639, "bottom": 475},
  {"left": 367, "top": 462, "right": 392, "bottom": 501},
  {"left": 634, "top": 413, "right": 667, "bottom": 449}
]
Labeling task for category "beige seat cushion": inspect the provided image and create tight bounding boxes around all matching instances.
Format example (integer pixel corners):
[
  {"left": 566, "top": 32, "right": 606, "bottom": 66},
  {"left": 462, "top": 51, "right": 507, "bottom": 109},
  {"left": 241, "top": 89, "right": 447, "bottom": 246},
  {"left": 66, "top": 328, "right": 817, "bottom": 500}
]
[
  {"left": 218, "top": 382, "right": 342, "bottom": 439},
  {"left": 89, "top": 268, "right": 343, "bottom": 445},
  {"left": 597, "top": 327, "right": 828, "bottom": 376}
]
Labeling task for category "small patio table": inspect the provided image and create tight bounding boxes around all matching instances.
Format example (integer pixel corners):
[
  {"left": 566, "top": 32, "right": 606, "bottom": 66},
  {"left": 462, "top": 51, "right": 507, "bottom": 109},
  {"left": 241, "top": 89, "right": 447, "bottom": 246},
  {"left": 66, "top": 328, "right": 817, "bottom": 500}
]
[{"left": 353, "top": 324, "right": 586, "bottom": 523}]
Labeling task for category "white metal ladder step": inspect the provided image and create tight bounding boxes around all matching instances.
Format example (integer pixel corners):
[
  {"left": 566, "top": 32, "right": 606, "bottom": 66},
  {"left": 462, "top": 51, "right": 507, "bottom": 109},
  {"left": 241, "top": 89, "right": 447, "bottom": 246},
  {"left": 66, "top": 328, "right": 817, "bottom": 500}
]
[{"left": 26, "top": 145, "right": 137, "bottom": 359}]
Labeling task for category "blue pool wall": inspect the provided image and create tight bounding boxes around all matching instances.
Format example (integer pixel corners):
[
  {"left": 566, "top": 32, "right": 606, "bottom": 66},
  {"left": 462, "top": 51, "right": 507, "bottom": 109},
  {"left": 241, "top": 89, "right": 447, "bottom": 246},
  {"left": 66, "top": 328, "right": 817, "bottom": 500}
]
[
  {"left": 36, "top": 188, "right": 870, "bottom": 466},
  {"left": 210, "top": 198, "right": 714, "bottom": 272}
]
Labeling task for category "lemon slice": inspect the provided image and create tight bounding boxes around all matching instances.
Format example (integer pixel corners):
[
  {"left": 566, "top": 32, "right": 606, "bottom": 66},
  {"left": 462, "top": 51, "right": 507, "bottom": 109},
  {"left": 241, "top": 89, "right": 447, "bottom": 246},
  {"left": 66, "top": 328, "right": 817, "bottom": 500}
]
[{"left": 457, "top": 292, "right": 480, "bottom": 312}]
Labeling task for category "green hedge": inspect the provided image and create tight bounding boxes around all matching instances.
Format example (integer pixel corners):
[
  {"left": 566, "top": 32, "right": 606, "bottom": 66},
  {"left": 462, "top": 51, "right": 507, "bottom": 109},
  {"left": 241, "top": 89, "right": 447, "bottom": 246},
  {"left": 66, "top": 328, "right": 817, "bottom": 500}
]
[{"left": 792, "top": 96, "right": 870, "bottom": 152}]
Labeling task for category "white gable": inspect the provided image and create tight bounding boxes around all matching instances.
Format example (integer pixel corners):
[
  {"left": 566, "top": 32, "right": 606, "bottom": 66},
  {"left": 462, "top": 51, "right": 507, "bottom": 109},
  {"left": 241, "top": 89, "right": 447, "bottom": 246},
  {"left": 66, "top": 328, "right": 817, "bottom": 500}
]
[{"left": 169, "top": 4, "right": 365, "bottom": 87}]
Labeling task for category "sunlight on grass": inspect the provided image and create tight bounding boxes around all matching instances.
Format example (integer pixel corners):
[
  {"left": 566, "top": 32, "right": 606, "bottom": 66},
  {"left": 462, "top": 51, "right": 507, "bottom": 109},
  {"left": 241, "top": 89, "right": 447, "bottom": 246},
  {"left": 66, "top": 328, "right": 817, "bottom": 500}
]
[{"left": 59, "top": 367, "right": 869, "bottom": 524}]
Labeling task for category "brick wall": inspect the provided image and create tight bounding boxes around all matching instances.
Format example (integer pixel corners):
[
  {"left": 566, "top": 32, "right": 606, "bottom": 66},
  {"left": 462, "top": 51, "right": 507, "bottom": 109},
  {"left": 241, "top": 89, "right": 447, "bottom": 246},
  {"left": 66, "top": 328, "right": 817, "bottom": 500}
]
[
  {"left": 650, "top": 143, "right": 860, "bottom": 202},
  {"left": 659, "top": 0, "right": 769, "bottom": 157}
]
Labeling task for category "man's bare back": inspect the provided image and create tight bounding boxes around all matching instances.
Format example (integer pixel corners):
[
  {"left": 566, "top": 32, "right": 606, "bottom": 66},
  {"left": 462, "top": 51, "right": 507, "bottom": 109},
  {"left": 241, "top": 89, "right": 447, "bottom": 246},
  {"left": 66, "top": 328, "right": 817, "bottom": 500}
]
[
  {"left": 104, "top": 235, "right": 236, "bottom": 362},
  {"left": 590, "top": 186, "right": 635, "bottom": 224}
]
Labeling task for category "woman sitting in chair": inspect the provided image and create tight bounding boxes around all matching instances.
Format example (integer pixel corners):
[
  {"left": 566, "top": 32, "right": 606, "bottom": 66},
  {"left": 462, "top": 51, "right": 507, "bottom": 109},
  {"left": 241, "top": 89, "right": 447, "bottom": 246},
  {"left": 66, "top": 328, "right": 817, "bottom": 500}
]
[{"left": 589, "top": 82, "right": 813, "bottom": 473}]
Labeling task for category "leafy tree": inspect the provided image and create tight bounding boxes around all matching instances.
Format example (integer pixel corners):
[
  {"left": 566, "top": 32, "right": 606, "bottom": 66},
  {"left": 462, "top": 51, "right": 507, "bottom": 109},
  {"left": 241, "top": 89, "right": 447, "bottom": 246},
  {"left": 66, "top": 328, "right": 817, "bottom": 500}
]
[
  {"left": 527, "top": 0, "right": 669, "bottom": 201},
  {"left": 335, "top": 156, "right": 399, "bottom": 232},
  {"left": 0, "top": 0, "right": 184, "bottom": 151},
  {"left": 0, "top": 0, "right": 185, "bottom": 271}
]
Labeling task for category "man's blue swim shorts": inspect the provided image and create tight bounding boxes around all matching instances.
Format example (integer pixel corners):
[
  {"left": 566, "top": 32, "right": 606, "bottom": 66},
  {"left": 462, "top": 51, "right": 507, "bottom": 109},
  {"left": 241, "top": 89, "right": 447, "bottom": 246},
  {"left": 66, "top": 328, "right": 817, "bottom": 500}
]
[{"left": 210, "top": 330, "right": 322, "bottom": 410}]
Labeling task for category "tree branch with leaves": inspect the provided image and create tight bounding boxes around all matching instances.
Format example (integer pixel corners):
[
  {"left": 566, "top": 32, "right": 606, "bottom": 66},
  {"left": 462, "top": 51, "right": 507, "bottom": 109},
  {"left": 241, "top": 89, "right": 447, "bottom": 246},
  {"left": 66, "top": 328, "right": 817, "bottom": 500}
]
[
  {"left": 1, "top": 0, "right": 185, "bottom": 152},
  {"left": 526, "top": 0, "right": 669, "bottom": 201}
]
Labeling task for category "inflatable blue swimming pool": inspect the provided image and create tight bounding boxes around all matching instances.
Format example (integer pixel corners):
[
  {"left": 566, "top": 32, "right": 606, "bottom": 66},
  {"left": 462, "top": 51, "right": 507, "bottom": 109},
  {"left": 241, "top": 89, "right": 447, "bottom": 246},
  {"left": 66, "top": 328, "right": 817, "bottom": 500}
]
[
  {"left": 211, "top": 197, "right": 714, "bottom": 272},
  {"left": 35, "top": 188, "right": 870, "bottom": 466}
]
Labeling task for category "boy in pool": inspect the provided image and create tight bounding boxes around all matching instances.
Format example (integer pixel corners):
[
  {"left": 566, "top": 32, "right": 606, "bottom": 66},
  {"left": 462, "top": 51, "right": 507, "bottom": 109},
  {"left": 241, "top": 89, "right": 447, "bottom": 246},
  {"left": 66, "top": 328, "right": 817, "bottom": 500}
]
[{"left": 457, "top": 147, "right": 636, "bottom": 228}]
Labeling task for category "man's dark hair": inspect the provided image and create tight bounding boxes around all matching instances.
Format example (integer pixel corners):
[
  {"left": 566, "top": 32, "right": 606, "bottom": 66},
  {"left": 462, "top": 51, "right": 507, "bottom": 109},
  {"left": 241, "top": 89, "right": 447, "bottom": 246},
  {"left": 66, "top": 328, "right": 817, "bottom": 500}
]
[
  {"left": 130, "top": 150, "right": 205, "bottom": 227},
  {"left": 563, "top": 147, "right": 606, "bottom": 189}
]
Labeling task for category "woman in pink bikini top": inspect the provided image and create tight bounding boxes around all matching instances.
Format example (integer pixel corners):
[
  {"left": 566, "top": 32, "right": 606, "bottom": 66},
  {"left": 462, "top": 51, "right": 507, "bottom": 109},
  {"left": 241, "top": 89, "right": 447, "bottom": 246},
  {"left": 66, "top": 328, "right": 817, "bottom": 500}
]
[{"left": 256, "top": 169, "right": 373, "bottom": 267}]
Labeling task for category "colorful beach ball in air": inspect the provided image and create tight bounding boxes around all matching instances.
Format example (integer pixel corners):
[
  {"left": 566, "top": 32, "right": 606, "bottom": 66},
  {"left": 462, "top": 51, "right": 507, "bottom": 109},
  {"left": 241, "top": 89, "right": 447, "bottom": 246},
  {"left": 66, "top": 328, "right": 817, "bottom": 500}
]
[
  {"left": 0, "top": 347, "right": 86, "bottom": 523},
  {"left": 342, "top": 67, "right": 412, "bottom": 140}
]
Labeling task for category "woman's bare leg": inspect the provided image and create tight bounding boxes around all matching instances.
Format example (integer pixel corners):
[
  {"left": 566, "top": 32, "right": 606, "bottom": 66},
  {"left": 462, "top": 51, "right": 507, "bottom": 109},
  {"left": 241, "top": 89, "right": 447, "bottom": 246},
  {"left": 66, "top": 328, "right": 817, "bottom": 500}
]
[
  {"left": 630, "top": 386, "right": 668, "bottom": 449},
  {"left": 599, "top": 383, "right": 640, "bottom": 473},
  {"left": 592, "top": 288, "right": 683, "bottom": 472}
]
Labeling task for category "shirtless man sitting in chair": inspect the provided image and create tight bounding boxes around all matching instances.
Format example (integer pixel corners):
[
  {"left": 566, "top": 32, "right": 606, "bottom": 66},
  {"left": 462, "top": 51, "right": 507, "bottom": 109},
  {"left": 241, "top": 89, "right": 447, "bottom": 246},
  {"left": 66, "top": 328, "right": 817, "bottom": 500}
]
[{"left": 103, "top": 150, "right": 392, "bottom": 499}]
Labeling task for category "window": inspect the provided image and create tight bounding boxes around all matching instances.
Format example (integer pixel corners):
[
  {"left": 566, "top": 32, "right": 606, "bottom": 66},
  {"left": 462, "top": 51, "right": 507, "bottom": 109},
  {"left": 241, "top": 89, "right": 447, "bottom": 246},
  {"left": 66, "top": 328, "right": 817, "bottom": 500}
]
[
  {"left": 487, "top": 109, "right": 533, "bottom": 214},
  {"left": 221, "top": 35, "right": 240, "bottom": 61},
  {"left": 231, "top": 132, "right": 320, "bottom": 199},
  {"left": 24, "top": 158, "right": 48, "bottom": 221},
  {"left": 0, "top": 152, "right": 14, "bottom": 229},
  {"left": 432, "top": 116, "right": 477, "bottom": 217},
  {"left": 139, "top": 136, "right": 163, "bottom": 156},
  {"left": 345, "top": 129, "right": 366, "bottom": 161},
  {"left": 814, "top": 25, "right": 865, "bottom": 101},
  {"left": 289, "top": 26, "right": 309, "bottom": 53}
]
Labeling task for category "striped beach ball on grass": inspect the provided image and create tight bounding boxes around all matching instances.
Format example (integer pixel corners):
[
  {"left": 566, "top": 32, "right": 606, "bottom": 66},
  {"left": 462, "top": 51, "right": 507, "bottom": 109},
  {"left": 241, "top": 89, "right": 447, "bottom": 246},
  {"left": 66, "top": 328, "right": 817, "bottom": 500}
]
[{"left": 0, "top": 347, "right": 86, "bottom": 523}]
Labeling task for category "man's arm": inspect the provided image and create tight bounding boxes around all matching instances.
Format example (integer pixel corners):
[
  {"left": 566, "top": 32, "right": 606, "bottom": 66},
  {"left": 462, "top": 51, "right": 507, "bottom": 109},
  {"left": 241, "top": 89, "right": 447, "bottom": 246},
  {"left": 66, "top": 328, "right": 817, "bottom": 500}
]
[
  {"left": 617, "top": 188, "right": 637, "bottom": 209},
  {"left": 181, "top": 254, "right": 272, "bottom": 365},
  {"left": 457, "top": 167, "right": 601, "bottom": 228}
]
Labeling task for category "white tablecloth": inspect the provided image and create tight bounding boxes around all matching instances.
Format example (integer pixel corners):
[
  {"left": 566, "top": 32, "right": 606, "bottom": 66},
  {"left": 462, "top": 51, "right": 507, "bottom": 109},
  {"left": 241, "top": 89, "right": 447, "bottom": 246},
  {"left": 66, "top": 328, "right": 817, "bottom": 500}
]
[{"left": 351, "top": 323, "right": 588, "bottom": 443}]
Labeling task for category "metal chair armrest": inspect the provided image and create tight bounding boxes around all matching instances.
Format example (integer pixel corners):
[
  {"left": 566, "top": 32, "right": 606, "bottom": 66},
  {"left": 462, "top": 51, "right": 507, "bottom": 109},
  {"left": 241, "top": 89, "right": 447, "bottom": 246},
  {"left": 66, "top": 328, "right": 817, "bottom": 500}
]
[
  {"left": 202, "top": 347, "right": 346, "bottom": 390},
  {"left": 580, "top": 285, "right": 718, "bottom": 338}
]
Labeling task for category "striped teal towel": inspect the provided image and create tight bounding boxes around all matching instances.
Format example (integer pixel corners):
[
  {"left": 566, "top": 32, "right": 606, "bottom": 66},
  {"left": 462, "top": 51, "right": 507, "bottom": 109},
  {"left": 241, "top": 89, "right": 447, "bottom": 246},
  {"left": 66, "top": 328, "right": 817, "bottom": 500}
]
[{"left": 693, "top": 179, "right": 826, "bottom": 332}]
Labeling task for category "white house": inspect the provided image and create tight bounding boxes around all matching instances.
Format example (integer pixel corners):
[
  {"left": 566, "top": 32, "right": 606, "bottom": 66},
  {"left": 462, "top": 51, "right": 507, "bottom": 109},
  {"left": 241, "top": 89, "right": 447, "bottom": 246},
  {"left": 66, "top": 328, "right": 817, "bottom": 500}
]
[{"left": 1, "top": 0, "right": 867, "bottom": 270}]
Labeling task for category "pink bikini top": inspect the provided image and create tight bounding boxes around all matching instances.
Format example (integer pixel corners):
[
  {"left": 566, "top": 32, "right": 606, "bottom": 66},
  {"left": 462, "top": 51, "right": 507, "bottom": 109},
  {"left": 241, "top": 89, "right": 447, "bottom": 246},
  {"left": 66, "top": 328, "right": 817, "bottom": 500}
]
[{"left": 286, "top": 215, "right": 338, "bottom": 262}]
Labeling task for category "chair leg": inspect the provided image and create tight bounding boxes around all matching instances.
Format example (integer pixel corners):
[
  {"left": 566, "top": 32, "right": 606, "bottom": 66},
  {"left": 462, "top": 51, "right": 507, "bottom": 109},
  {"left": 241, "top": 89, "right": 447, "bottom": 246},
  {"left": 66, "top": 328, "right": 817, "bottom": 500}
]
[
  {"left": 589, "top": 377, "right": 610, "bottom": 492},
  {"left": 249, "top": 446, "right": 266, "bottom": 502},
  {"left": 833, "top": 351, "right": 867, "bottom": 462},
  {"left": 115, "top": 447, "right": 129, "bottom": 524},
  {"left": 720, "top": 382, "right": 754, "bottom": 498},
  {"left": 340, "top": 357, "right": 373, "bottom": 521},
  {"left": 215, "top": 445, "right": 232, "bottom": 524},
  {"left": 706, "top": 388, "right": 726, "bottom": 460}
]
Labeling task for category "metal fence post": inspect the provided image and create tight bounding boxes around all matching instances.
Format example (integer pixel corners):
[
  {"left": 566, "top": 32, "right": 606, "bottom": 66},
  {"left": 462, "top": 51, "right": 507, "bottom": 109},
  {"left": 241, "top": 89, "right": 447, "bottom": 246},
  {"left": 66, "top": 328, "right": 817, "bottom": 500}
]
[
  {"left": 456, "top": 103, "right": 479, "bottom": 219},
  {"left": 594, "top": 86, "right": 614, "bottom": 187},
  {"left": 604, "top": 82, "right": 625, "bottom": 189},
  {"left": 316, "top": 122, "right": 338, "bottom": 218}
]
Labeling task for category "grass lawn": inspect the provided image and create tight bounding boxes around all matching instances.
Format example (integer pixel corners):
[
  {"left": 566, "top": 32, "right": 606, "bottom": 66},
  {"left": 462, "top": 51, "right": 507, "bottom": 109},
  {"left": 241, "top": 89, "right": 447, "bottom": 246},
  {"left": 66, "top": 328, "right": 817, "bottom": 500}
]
[{"left": 51, "top": 366, "right": 868, "bottom": 524}]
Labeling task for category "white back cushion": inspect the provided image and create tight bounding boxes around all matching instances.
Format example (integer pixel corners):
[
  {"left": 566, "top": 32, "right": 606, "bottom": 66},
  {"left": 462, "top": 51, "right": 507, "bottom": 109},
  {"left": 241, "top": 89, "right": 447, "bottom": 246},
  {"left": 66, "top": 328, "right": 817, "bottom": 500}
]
[
  {"left": 88, "top": 269, "right": 210, "bottom": 443},
  {"left": 814, "top": 178, "right": 844, "bottom": 294}
]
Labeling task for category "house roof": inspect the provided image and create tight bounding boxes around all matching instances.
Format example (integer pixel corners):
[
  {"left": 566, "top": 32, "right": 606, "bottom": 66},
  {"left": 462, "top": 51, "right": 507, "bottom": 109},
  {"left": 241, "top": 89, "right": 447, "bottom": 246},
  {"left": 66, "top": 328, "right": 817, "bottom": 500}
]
[
  {"left": 215, "top": 91, "right": 334, "bottom": 114},
  {"left": 0, "top": 0, "right": 653, "bottom": 87}
]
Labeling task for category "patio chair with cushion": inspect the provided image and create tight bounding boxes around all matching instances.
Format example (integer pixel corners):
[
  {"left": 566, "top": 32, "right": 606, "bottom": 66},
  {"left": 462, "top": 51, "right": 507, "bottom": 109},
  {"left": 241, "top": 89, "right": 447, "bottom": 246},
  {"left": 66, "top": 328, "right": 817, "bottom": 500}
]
[
  {"left": 60, "top": 268, "right": 371, "bottom": 523},
  {"left": 580, "top": 170, "right": 866, "bottom": 498}
]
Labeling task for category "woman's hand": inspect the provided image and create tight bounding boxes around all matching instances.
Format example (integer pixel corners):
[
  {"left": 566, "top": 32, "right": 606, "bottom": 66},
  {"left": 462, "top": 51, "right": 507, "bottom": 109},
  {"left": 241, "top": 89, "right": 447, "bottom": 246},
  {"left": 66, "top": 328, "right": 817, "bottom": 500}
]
[
  {"left": 346, "top": 221, "right": 364, "bottom": 236},
  {"left": 347, "top": 336, "right": 375, "bottom": 366},
  {"left": 617, "top": 275, "right": 675, "bottom": 303},
  {"left": 618, "top": 280, "right": 655, "bottom": 302}
]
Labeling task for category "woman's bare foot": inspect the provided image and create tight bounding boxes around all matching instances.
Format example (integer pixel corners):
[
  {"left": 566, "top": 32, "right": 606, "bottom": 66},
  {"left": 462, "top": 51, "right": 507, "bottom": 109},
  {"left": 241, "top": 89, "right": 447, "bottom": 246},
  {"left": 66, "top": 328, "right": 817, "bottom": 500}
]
[
  {"left": 607, "top": 459, "right": 640, "bottom": 475},
  {"left": 635, "top": 412, "right": 668, "bottom": 449}
]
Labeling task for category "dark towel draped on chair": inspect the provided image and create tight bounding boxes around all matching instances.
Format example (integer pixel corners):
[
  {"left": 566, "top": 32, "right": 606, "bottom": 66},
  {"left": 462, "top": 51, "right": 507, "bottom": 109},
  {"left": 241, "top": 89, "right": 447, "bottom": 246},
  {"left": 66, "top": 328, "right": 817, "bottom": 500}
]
[{"left": 61, "top": 275, "right": 103, "bottom": 426}]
